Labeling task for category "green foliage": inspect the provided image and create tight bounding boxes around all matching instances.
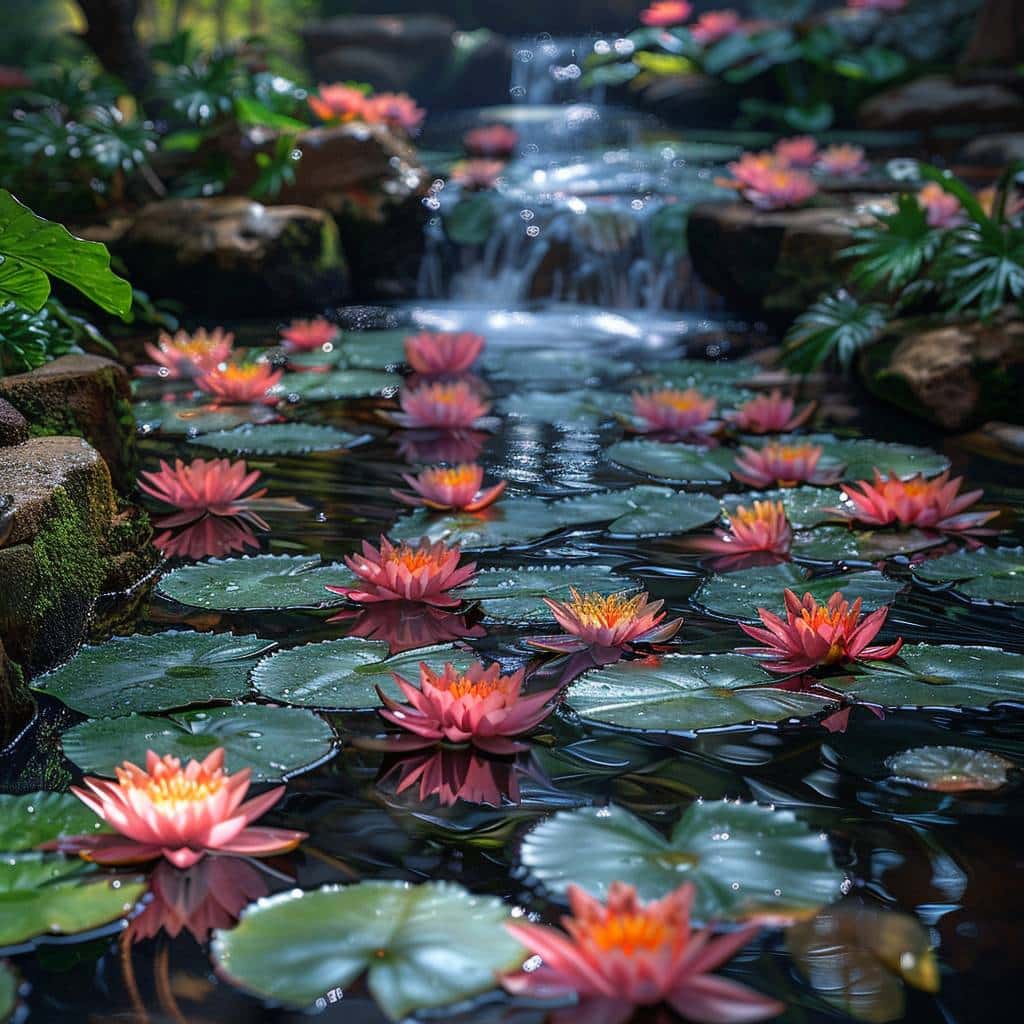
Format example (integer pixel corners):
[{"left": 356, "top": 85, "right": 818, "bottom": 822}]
[
  {"left": 783, "top": 293, "right": 887, "bottom": 373},
  {"left": 844, "top": 194, "right": 939, "bottom": 293}
]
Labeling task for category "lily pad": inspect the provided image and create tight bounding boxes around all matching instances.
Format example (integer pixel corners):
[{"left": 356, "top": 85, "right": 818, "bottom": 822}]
[
  {"left": 806, "top": 435, "right": 950, "bottom": 482},
  {"left": 646, "top": 358, "right": 758, "bottom": 387},
  {"left": 61, "top": 705, "right": 336, "bottom": 782},
  {"left": 282, "top": 369, "right": 398, "bottom": 401},
  {"left": 887, "top": 746, "right": 1014, "bottom": 793},
  {"left": 338, "top": 329, "right": 410, "bottom": 369},
  {"left": 189, "top": 422, "right": 365, "bottom": 455},
  {"left": 607, "top": 440, "right": 733, "bottom": 484},
  {"left": 0, "top": 792, "right": 109, "bottom": 853},
  {"left": 454, "top": 564, "right": 631, "bottom": 624},
  {"left": 388, "top": 497, "right": 559, "bottom": 549},
  {"left": 134, "top": 400, "right": 275, "bottom": 436},
  {"left": 0, "top": 962, "right": 17, "bottom": 1021},
  {"left": 694, "top": 563, "right": 904, "bottom": 622},
  {"left": 566, "top": 654, "right": 836, "bottom": 732},
  {"left": 483, "top": 348, "right": 633, "bottom": 385},
  {"left": 520, "top": 802, "right": 844, "bottom": 921},
  {"left": 837, "top": 644, "right": 1024, "bottom": 710},
  {"left": 553, "top": 485, "right": 720, "bottom": 537},
  {"left": 31, "top": 631, "right": 273, "bottom": 716},
  {"left": 723, "top": 487, "right": 840, "bottom": 530},
  {"left": 496, "top": 389, "right": 631, "bottom": 427},
  {"left": 211, "top": 880, "right": 524, "bottom": 1019},
  {"left": 251, "top": 639, "right": 478, "bottom": 709},
  {"left": 792, "top": 525, "right": 942, "bottom": 562},
  {"left": 912, "top": 546, "right": 1024, "bottom": 603},
  {"left": 157, "top": 554, "right": 353, "bottom": 611},
  {"left": 0, "top": 855, "right": 146, "bottom": 948}
]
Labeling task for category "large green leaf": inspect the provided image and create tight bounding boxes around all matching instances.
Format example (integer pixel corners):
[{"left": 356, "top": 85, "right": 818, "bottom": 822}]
[
  {"left": 251, "top": 639, "right": 477, "bottom": 709},
  {"left": 495, "top": 389, "right": 632, "bottom": 427},
  {"left": 189, "top": 423, "right": 366, "bottom": 455},
  {"left": 553, "top": 485, "right": 720, "bottom": 537},
  {"left": 0, "top": 961, "right": 17, "bottom": 1022},
  {"left": 282, "top": 369, "right": 398, "bottom": 401},
  {"left": 211, "top": 880, "right": 524, "bottom": 1018},
  {"left": 887, "top": 745, "right": 1013, "bottom": 793},
  {"left": 792, "top": 525, "right": 943, "bottom": 562},
  {"left": 0, "top": 190, "right": 131, "bottom": 315},
  {"left": 912, "top": 546, "right": 1024, "bottom": 603},
  {"left": 388, "top": 497, "right": 559, "bottom": 549},
  {"left": 0, "top": 855, "right": 146, "bottom": 948},
  {"left": 837, "top": 644, "right": 1024, "bottom": 710},
  {"left": 483, "top": 347, "right": 633, "bottom": 385},
  {"left": 32, "top": 630, "right": 273, "bottom": 716},
  {"left": 0, "top": 792, "right": 109, "bottom": 853},
  {"left": 61, "top": 706, "right": 335, "bottom": 782},
  {"left": 337, "top": 329, "right": 409, "bottom": 369},
  {"left": 694, "top": 563, "right": 904, "bottom": 622},
  {"left": 520, "top": 802, "right": 844, "bottom": 920},
  {"left": 807, "top": 436, "right": 950, "bottom": 482},
  {"left": 566, "top": 653, "right": 836, "bottom": 732},
  {"left": 607, "top": 440, "right": 733, "bottom": 483},
  {"left": 134, "top": 399, "right": 275, "bottom": 436},
  {"left": 157, "top": 554, "right": 353, "bottom": 611}
]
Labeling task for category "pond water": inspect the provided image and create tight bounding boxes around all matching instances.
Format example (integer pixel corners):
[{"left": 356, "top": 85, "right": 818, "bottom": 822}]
[{"left": 3, "top": 37, "right": 1024, "bottom": 1024}]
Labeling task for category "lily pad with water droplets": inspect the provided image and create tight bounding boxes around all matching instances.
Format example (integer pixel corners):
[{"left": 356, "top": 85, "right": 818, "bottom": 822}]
[
  {"left": 454, "top": 564, "right": 633, "bottom": 624},
  {"left": 483, "top": 348, "right": 633, "bottom": 386},
  {"left": 723, "top": 487, "right": 840, "bottom": 530},
  {"left": 520, "top": 801, "right": 844, "bottom": 921},
  {"left": 607, "top": 439, "right": 733, "bottom": 484},
  {"left": 792, "top": 525, "right": 943, "bottom": 563},
  {"left": 281, "top": 369, "right": 398, "bottom": 401},
  {"left": 694, "top": 563, "right": 904, "bottom": 622},
  {"left": 134, "top": 400, "right": 276, "bottom": 436},
  {"left": 645, "top": 358, "right": 759, "bottom": 388},
  {"left": 338, "top": 330, "right": 410, "bottom": 369},
  {"left": 887, "top": 746, "right": 1014, "bottom": 792},
  {"left": 566, "top": 654, "right": 836, "bottom": 732},
  {"left": 157, "top": 554, "right": 353, "bottom": 611},
  {"left": 210, "top": 880, "right": 525, "bottom": 1019},
  {"left": 31, "top": 630, "right": 273, "bottom": 716},
  {"left": 0, "top": 855, "right": 146, "bottom": 948},
  {"left": 553, "top": 485, "right": 721, "bottom": 537},
  {"left": 805, "top": 435, "right": 950, "bottom": 482},
  {"left": 0, "top": 792, "right": 109, "bottom": 853},
  {"left": 251, "top": 639, "right": 478, "bottom": 710},
  {"left": 496, "top": 389, "right": 632, "bottom": 427},
  {"left": 912, "top": 546, "right": 1024, "bottom": 604},
  {"left": 836, "top": 644, "right": 1024, "bottom": 709},
  {"left": 61, "top": 705, "right": 335, "bottom": 782},
  {"left": 189, "top": 422, "right": 366, "bottom": 455},
  {"left": 388, "top": 496, "right": 559, "bottom": 549}
]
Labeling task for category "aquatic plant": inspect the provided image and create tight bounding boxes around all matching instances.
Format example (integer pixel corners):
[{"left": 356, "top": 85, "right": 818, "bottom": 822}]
[
  {"left": 732, "top": 442, "right": 842, "bottom": 488},
  {"left": 392, "top": 463, "right": 506, "bottom": 512},
  {"left": 279, "top": 317, "right": 338, "bottom": 352},
  {"left": 725, "top": 391, "right": 815, "bottom": 434},
  {"left": 46, "top": 749, "right": 306, "bottom": 868},
  {"left": 195, "top": 360, "right": 283, "bottom": 405},
  {"left": 917, "top": 182, "right": 967, "bottom": 229},
  {"left": 449, "top": 158, "right": 506, "bottom": 191},
  {"left": 631, "top": 387, "right": 719, "bottom": 437},
  {"left": 377, "top": 660, "right": 558, "bottom": 754},
  {"left": 738, "top": 589, "right": 903, "bottom": 674},
  {"left": 463, "top": 123, "right": 519, "bottom": 158},
  {"left": 640, "top": 1, "right": 693, "bottom": 27},
  {"left": 404, "top": 331, "right": 485, "bottom": 375},
  {"left": 139, "top": 327, "right": 234, "bottom": 379},
  {"left": 391, "top": 380, "right": 491, "bottom": 429},
  {"left": 501, "top": 881, "right": 783, "bottom": 1024},
  {"left": 328, "top": 536, "right": 476, "bottom": 607},
  {"left": 720, "top": 153, "right": 818, "bottom": 211},
  {"left": 365, "top": 92, "right": 426, "bottom": 133},
  {"left": 528, "top": 589, "right": 683, "bottom": 655},
  {"left": 774, "top": 136, "right": 819, "bottom": 169},
  {"left": 690, "top": 500, "right": 793, "bottom": 560},
  {"left": 829, "top": 471, "right": 997, "bottom": 535},
  {"left": 690, "top": 10, "right": 742, "bottom": 46},
  {"left": 308, "top": 83, "right": 369, "bottom": 122},
  {"left": 815, "top": 144, "right": 869, "bottom": 178}
]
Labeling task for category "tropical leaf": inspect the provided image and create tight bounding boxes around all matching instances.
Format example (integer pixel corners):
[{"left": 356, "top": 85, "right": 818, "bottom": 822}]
[{"left": 782, "top": 292, "right": 888, "bottom": 373}]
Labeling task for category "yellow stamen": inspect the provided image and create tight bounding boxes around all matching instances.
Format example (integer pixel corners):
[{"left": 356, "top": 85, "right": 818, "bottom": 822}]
[{"left": 588, "top": 912, "right": 673, "bottom": 956}]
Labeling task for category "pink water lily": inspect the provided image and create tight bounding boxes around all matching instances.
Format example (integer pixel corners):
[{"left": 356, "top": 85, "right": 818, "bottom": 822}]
[
  {"left": 816, "top": 144, "right": 869, "bottom": 178},
  {"left": 641, "top": 1, "right": 693, "bottom": 26},
  {"left": 404, "top": 331, "right": 485, "bottom": 375},
  {"left": 691, "top": 10, "right": 742, "bottom": 46},
  {"left": 45, "top": 749, "right": 306, "bottom": 869},
  {"left": 393, "top": 462, "right": 506, "bottom": 511},
  {"left": 280, "top": 317, "right": 338, "bottom": 352},
  {"left": 774, "top": 136, "right": 819, "bottom": 169},
  {"left": 138, "top": 327, "right": 234, "bottom": 379},
  {"left": 917, "top": 182, "right": 967, "bottom": 229},
  {"left": 732, "top": 442, "right": 842, "bottom": 488},
  {"left": 721, "top": 153, "right": 818, "bottom": 210},
  {"left": 502, "top": 881, "right": 783, "bottom": 1024},
  {"left": 308, "top": 83, "right": 368, "bottom": 122},
  {"left": 391, "top": 380, "right": 491, "bottom": 429},
  {"left": 378, "top": 660, "right": 558, "bottom": 754},
  {"left": 631, "top": 387, "right": 719, "bottom": 437},
  {"left": 327, "top": 536, "right": 476, "bottom": 607},
  {"left": 195, "top": 360, "right": 283, "bottom": 406},
  {"left": 726, "top": 390, "right": 815, "bottom": 434},
  {"left": 690, "top": 500, "right": 792, "bottom": 559},
  {"left": 365, "top": 91, "right": 426, "bottom": 132},
  {"left": 528, "top": 589, "right": 683, "bottom": 655},
  {"left": 738, "top": 589, "right": 903, "bottom": 674},
  {"left": 464, "top": 123, "right": 519, "bottom": 158}
]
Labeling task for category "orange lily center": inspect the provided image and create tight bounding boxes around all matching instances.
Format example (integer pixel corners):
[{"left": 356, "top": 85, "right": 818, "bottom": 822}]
[
  {"left": 131, "top": 770, "right": 224, "bottom": 811},
  {"left": 588, "top": 911, "right": 673, "bottom": 956},
  {"left": 441, "top": 674, "right": 500, "bottom": 700},
  {"left": 651, "top": 390, "right": 706, "bottom": 412},
  {"left": 568, "top": 590, "right": 646, "bottom": 628},
  {"left": 427, "top": 466, "right": 476, "bottom": 487},
  {"left": 386, "top": 547, "right": 441, "bottom": 573}
]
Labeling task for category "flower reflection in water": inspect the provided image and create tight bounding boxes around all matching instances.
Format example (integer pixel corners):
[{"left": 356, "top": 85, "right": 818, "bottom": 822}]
[
  {"left": 328, "top": 601, "right": 485, "bottom": 653},
  {"left": 379, "top": 746, "right": 525, "bottom": 808},
  {"left": 395, "top": 428, "right": 489, "bottom": 466},
  {"left": 153, "top": 513, "right": 262, "bottom": 560}
]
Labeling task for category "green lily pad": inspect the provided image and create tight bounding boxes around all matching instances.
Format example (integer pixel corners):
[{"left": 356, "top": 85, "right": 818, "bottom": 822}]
[
  {"left": 0, "top": 855, "right": 146, "bottom": 948},
  {"left": 454, "top": 564, "right": 632, "bottom": 623},
  {"left": 912, "top": 546, "right": 1024, "bottom": 603},
  {"left": 61, "top": 705, "right": 336, "bottom": 782},
  {"left": 520, "top": 802, "right": 844, "bottom": 921},
  {"left": 134, "top": 400, "right": 275, "bottom": 436},
  {"left": 483, "top": 348, "right": 633, "bottom": 385},
  {"left": 566, "top": 654, "right": 836, "bottom": 732},
  {"left": 694, "top": 563, "right": 904, "bottom": 622},
  {"left": 157, "top": 554, "right": 353, "bottom": 611},
  {"left": 282, "top": 369, "right": 398, "bottom": 401},
  {"left": 0, "top": 792, "right": 109, "bottom": 853},
  {"left": 32, "top": 630, "right": 273, "bottom": 716},
  {"left": 887, "top": 745, "right": 1014, "bottom": 792},
  {"left": 189, "top": 422, "right": 365, "bottom": 455},
  {"left": 553, "top": 485, "right": 720, "bottom": 537},
  {"left": 792, "top": 525, "right": 942, "bottom": 562},
  {"left": 388, "top": 497, "right": 559, "bottom": 549},
  {"left": 722, "top": 487, "right": 842, "bottom": 530},
  {"left": 251, "top": 639, "right": 478, "bottom": 709},
  {"left": 837, "top": 644, "right": 1024, "bottom": 710},
  {"left": 607, "top": 440, "right": 733, "bottom": 484},
  {"left": 806, "top": 435, "right": 950, "bottom": 482},
  {"left": 0, "top": 962, "right": 17, "bottom": 1021},
  {"left": 338, "top": 329, "right": 410, "bottom": 369},
  {"left": 496, "top": 389, "right": 632, "bottom": 426},
  {"left": 646, "top": 358, "right": 758, "bottom": 387},
  {"left": 211, "top": 880, "right": 525, "bottom": 1019}
]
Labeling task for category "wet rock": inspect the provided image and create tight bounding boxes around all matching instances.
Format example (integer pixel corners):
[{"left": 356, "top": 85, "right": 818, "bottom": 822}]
[
  {"left": 0, "top": 398, "right": 28, "bottom": 447},
  {"left": 961, "top": 132, "right": 1024, "bottom": 166},
  {"left": 686, "top": 198, "right": 882, "bottom": 323},
  {"left": 859, "top": 316, "right": 1024, "bottom": 430},
  {"left": 114, "top": 197, "right": 349, "bottom": 316},
  {"left": 0, "top": 638, "right": 32, "bottom": 750},
  {"left": 858, "top": 75, "right": 1024, "bottom": 131},
  {"left": 0, "top": 354, "right": 137, "bottom": 492},
  {"left": 0, "top": 436, "right": 155, "bottom": 674}
]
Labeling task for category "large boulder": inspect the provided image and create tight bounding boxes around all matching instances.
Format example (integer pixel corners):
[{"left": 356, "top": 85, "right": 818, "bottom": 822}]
[
  {"left": 0, "top": 354, "right": 137, "bottom": 492},
  {"left": 858, "top": 75, "right": 1024, "bottom": 131},
  {"left": 114, "top": 197, "right": 349, "bottom": 316},
  {"left": 859, "top": 315, "right": 1024, "bottom": 430},
  {"left": 961, "top": 132, "right": 1024, "bottom": 166}
]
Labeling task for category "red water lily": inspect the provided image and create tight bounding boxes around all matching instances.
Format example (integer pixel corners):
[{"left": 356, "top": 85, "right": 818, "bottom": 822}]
[
  {"left": 738, "top": 589, "right": 903, "bottom": 674},
  {"left": 691, "top": 500, "right": 793, "bottom": 559},
  {"left": 45, "top": 749, "right": 306, "bottom": 869},
  {"left": 631, "top": 387, "right": 719, "bottom": 437},
  {"left": 327, "top": 536, "right": 476, "bottom": 607},
  {"left": 365, "top": 91, "right": 426, "bottom": 132},
  {"left": 829, "top": 470, "right": 997, "bottom": 535},
  {"left": 393, "top": 463, "right": 506, "bottom": 512},
  {"left": 502, "top": 881, "right": 783, "bottom": 1024},
  {"left": 528, "top": 589, "right": 683, "bottom": 655},
  {"left": 138, "top": 327, "right": 234, "bottom": 379},
  {"left": 732, "top": 442, "right": 842, "bottom": 488},
  {"left": 773, "top": 136, "right": 819, "bottom": 169},
  {"left": 308, "top": 83, "right": 368, "bottom": 122},
  {"left": 691, "top": 10, "right": 742, "bottom": 46},
  {"left": 816, "top": 144, "right": 869, "bottom": 178},
  {"left": 464, "top": 123, "right": 519, "bottom": 158},
  {"left": 378, "top": 660, "right": 558, "bottom": 754},
  {"left": 726, "top": 390, "right": 815, "bottom": 434},
  {"left": 391, "top": 380, "right": 491, "bottom": 429},
  {"left": 195, "top": 360, "right": 283, "bottom": 405},
  {"left": 280, "top": 317, "right": 338, "bottom": 352},
  {"left": 404, "top": 331, "right": 485, "bottom": 375},
  {"left": 641, "top": 1, "right": 693, "bottom": 26}
]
